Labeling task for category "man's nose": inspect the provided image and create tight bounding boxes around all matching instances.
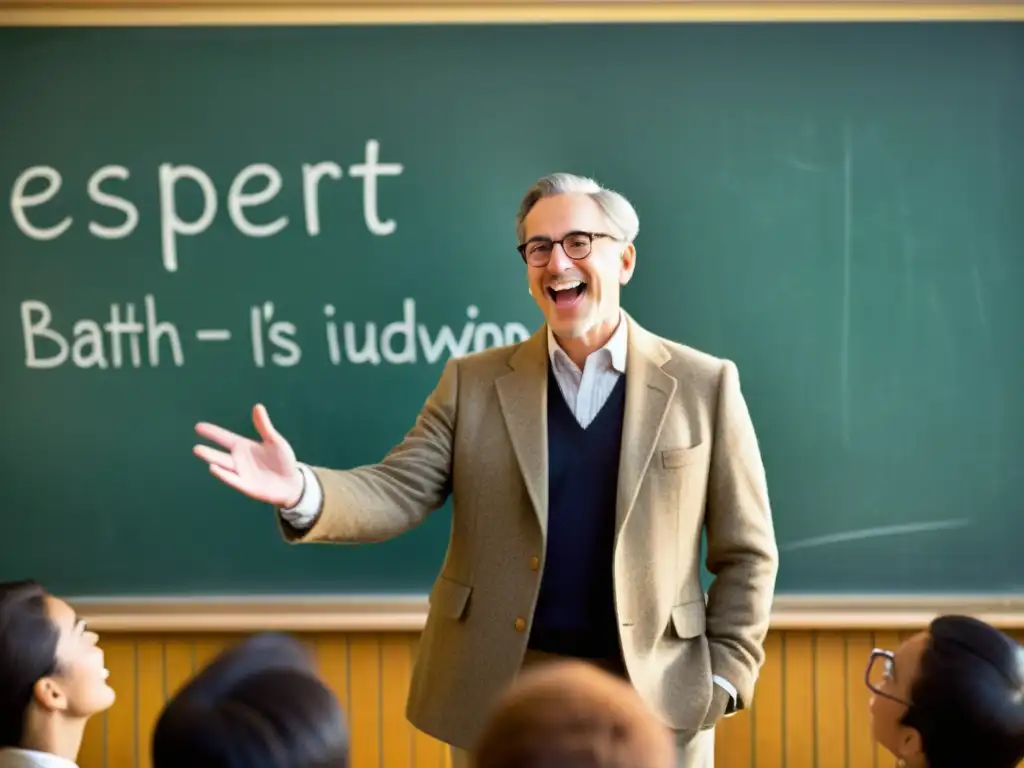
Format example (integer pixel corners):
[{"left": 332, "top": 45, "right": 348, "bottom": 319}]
[{"left": 546, "top": 242, "right": 573, "bottom": 272}]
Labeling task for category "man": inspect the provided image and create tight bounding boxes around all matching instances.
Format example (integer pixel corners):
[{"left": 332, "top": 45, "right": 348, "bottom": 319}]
[{"left": 194, "top": 173, "right": 779, "bottom": 767}]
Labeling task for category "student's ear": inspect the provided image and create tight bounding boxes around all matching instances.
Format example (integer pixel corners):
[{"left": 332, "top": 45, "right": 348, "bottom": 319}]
[
  {"left": 33, "top": 676, "right": 69, "bottom": 713},
  {"left": 895, "top": 725, "right": 924, "bottom": 766}
]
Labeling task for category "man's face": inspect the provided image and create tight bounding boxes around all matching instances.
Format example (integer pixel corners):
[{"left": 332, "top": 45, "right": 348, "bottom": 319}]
[{"left": 522, "top": 193, "right": 635, "bottom": 342}]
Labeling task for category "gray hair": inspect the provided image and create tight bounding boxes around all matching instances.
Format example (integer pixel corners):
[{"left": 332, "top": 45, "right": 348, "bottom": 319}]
[{"left": 515, "top": 173, "right": 640, "bottom": 245}]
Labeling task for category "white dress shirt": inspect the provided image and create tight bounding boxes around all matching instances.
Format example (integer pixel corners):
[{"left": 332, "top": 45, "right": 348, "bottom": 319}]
[
  {"left": 278, "top": 313, "right": 737, "bottom": 705},
  {"left": 0, "top": 749, "right": 78, "bottom": 768}
]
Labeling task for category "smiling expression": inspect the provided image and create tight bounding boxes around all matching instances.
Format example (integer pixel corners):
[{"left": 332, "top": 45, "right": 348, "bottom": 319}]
[
  {"left": 522, "top": 192, "right": 636, "bottom": 348},
  {"left": 41, "top": 596, "right": 116, "bottom": 718}
]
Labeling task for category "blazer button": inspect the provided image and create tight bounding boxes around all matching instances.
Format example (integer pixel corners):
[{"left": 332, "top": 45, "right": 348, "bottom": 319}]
[
  {"left": 529, "top": 556, "right": 540, "bottom": 571},
  {"left": 514, "top": 617, "right": 526, "bottom": 632}
]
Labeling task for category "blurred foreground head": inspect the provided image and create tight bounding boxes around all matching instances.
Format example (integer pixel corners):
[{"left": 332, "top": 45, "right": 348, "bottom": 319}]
[
  {"left": 473, "top": 659, "right": 674, "bottom": 768},
  {"left": 152, "top": 632, "right": 348, "bottom": 768}
]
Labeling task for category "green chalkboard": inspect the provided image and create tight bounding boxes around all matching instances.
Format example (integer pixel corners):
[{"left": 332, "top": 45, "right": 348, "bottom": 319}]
[{"left": 1, "top": 22, "right": 1022, "bottom": 597}]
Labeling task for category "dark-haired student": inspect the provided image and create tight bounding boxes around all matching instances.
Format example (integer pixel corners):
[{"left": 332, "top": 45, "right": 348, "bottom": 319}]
[
  {"left": 866, "top": 614, "right": 1024, "bottom": 768},
  {"left": 0, "top": 580, "right": 115, "bottom": 768},
  {"left": 152, "top": 632, "right": 348, "bottom": 768}
]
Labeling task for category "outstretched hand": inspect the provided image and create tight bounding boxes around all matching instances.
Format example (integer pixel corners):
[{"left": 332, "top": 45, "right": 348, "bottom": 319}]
[{"left": 194, "top": 404, "right": 304, "bottom": 508}]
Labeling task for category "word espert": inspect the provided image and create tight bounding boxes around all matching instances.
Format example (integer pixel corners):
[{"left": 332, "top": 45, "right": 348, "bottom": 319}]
[{"left": 7, "top": 139, "right": 402, "bottom": 273}]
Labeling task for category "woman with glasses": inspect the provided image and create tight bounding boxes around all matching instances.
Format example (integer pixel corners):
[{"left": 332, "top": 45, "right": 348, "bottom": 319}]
[{"left": 865, "top": 614, "right": 1024, "bottom": 767}]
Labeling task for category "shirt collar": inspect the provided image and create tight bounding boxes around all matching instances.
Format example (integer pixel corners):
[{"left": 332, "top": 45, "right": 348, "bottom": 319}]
[
  {"left": 0, "top": 749, "right": 78, "bottom": 768},
  {"left": 546, "top": 311, "right": 628, "bottom": 374}
]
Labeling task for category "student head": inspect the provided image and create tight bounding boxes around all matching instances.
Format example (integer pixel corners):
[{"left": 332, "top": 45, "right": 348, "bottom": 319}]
[
  {"left": 473, "top": 659, "right": 674, "bottom": 768},
  {"left": 152, "top": 632, "right": 347, "bottom": 768},
  {"left": 866, "top": 614, "right": 1024, "bottom": 768},
  {"left": 0, "top": 580, "right": 115, "bottom": 758}
]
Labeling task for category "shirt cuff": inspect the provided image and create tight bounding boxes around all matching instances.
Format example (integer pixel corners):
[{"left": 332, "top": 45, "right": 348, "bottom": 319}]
[
  {"left": 278, "top": 464, "right": 321, "bottom": 530},
  {"left": 713, "top": 675, "right": 739, "bottom": 713}
]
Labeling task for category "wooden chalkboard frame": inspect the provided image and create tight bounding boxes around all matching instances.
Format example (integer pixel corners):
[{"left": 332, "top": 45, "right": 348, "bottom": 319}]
[
  {"left": 70, "top": 594, "right": 1024, "bottom": 632},
  {"left": 4, "top": 1, "right": 1022, "bottom": 629},
  {"left": 2, "top": 0, "right": 1024, "bottom": 26}
]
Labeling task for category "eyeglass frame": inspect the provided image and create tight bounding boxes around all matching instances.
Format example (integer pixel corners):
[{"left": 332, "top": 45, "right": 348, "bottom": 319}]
[
  {"left": 516, "top": 230, "right": 621, "bottom": 266},
  {"left": 865, "top": 648, "right": 913, "bottom": 707}
]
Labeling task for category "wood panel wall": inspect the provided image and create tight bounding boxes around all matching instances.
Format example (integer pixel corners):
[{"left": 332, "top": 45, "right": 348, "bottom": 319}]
[{"left": 77, "top": 628, "right": 1024, "bottom": 768}]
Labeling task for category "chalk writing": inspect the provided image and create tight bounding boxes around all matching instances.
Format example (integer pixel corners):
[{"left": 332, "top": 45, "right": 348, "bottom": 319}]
[
  {"left": 7, "top": 139, "right": 402, "bottom": 274},
  {"left": 20, "top": 296, "right": 530, "bottom": 370}
]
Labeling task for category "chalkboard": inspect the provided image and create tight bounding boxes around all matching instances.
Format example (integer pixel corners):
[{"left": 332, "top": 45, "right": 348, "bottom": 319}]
[{"left": 1, "top": 21, "right": 1021, "bottom": 597}]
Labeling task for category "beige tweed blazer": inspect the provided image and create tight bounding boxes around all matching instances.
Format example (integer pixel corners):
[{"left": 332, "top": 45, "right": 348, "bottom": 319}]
[{"left": 283, "top": 312, "right": 779, "bottom": 749}]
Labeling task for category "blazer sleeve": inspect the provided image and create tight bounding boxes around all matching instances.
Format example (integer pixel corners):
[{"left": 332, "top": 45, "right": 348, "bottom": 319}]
[
  {"left": 703, "top": 359, "right": 779, "bottom": 709},
  {"left": 279, "top": 357, "right": 458, "bottom": 544}
]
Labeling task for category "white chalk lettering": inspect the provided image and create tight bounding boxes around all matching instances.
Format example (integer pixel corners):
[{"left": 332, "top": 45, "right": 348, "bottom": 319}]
[
  {"left": 21, "top": 300, "right": 69, "bottom": 368},
  {"left": 102, "top": 304, "right": 142, "bottom": 368},
  {"left": 21, "top": 296, "right": 183, "bottom": 369},
  {"left": 145, "top": 295, "right": 184, "bottom": 366},
  {"left": 9, "top": 141, "right": 404, "bottom": 272},
  {"left": 71, "top": 319, "right": 109, "bottom": 369},
  {"left": 87, "top": 165, "right": 139, "bottom": 239},
  {"left": 228, "top": 163, "right": 287, "bottom": 238},
  {"left": 417, "top": 324, "right": 473, "bottom": 362},
  {"left": 251, "top": 304, "right": 267, "bottom": 368},
  {"left": 10, "top": 166, "right": 72, "bottom": 241},
  {"left": 503, "top": 322, "right": 530, "bottom": 345},
  {"left": 21, "top": 296, "right": 529, "bottom": 371},
  {"left": 380, "top": 298, "right": 417, "bottom": 364},
  {"left": 342, "top": 322, "right": 382, "bottom": 365},
  {"left": 268, "top": 321, "right": 301, "bottom": 366},
  {"left": 324, "top": 304, "right": 342, "bottom": 364},
  {"left": 158, "top": 163, "right": 217, "bottom": 273},
  {"left": 319, "top": 300, "right": 528, "bottom": 366},
  {"left": 250, "top": 301, "right": 301, "bottom": 367},
  {"left": 302, "top": 162, "right": 343, "bottom": 236},
  {"left": 348, "top": 139, "right": 403, "bottom": 236}
]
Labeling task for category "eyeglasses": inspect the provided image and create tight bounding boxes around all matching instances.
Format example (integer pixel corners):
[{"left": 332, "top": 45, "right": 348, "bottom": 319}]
[
  {"left": 517, "top": 231, "right": 620, "bottom": 267},
  {"left": 865, "top": 648, "right": 912, "bottom": 707}
]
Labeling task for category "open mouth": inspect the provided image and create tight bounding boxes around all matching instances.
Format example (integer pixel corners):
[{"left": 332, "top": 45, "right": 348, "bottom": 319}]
[{"left": 546, "top": 280, "right": 588, "bottom": 307}]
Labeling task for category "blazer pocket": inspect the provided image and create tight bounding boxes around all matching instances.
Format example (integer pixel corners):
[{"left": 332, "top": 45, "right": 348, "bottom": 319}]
[
  {"left": 429, "top": 575, "right": 473, "bottom": 620},
  {"left": 661, "top": 444, "right": 707, "bottom": 469},
  {"left": 670, "top": 598, "right": 707, "bottom": 639}
]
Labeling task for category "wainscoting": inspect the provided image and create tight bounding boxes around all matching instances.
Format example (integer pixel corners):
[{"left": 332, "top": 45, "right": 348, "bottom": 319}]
[{"left": 76, "top": 626, "right": 1024, "bottom": 768}]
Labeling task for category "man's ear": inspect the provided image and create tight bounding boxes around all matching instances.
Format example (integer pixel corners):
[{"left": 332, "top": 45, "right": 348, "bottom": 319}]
[
  {"left": 33, "top": 676, "right": 69, "bottom": 713},
  {"left": 619, "top": 243, "right": 637, "bottom": 285}
]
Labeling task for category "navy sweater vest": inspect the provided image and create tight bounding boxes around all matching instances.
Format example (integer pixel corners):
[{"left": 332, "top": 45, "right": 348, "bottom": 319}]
[{"left": 528, "top": 364, "right": 627, "bottom": 660}]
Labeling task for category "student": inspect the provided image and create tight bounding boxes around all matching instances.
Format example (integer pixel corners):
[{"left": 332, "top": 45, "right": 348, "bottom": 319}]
[
  {"left": 473, "top": 659, "right": 675, "bottom": 768},
  {"left": 152, "top": 632, "right": 348, "bottom": 768},
  {"left": 0, "top": 580, "right": 115, "bottom": 768},
  {"left": 866, "top": 614, "right": 1024, "bottom": 768}
]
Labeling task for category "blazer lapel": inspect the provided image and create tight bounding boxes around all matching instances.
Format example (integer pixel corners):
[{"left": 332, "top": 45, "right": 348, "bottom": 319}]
[
  {"left": 495, "top": 327, "right": 549, "bottom": 535},
  {"left": 616, "top": 315, "right": 676, "bottom": 533}
]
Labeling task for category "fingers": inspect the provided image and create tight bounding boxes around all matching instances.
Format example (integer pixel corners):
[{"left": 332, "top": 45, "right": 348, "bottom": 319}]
[
  {"left": 208, "top": 464, "right": 258, "bottom": 498},
  {"left": 193, "top": 444, "right": 235, "bottom": 472},
  {"left": 252, "top": 403, "right": 282, "bottom": 444},
  {"left": 195, "top": 421, "right": 245, "bottom": 450}
]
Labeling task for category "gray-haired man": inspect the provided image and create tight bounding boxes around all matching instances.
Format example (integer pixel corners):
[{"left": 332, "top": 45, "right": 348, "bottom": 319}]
[{"left": 194, "top": 173, "right": 779, "bottom": 766}]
